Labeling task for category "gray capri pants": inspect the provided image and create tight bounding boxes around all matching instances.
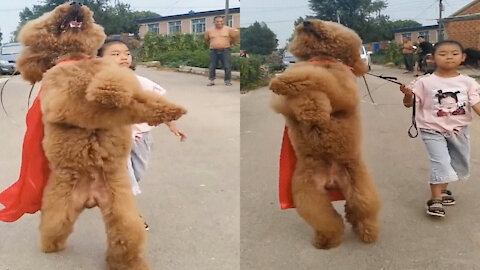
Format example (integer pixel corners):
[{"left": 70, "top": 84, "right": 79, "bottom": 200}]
[
  {"left": 420, "top": 127, "right": 470, "bottom": 184},
  {"left": 127, "top": 132, "right": 153, "bottom": 195}
]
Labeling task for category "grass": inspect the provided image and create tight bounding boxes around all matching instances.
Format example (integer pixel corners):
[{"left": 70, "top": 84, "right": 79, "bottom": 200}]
[{"left": 240, "top": 78, "right": 271, "bottom": 93}]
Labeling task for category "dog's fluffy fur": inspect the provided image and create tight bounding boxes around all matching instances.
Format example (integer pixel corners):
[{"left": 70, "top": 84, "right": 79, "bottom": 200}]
[
  {"left": 270, "top": 20, "right": 380, "bottom": 249},
  {"left": 16, "top": 3, "right": 186, "bottom": 269}
]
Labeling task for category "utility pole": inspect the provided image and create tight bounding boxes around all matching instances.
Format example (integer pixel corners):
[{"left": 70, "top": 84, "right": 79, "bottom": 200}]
[
  {"left": 225, "top": 0, "right": 230, "bottom": 26},
  {"left": 439, "top": 0, "right": 444, "bottom": 41}
]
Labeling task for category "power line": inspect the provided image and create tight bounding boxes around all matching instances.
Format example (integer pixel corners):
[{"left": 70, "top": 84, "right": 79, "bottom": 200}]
[{"left": 410, "top": 0, "right": 440, "bottom": 22}]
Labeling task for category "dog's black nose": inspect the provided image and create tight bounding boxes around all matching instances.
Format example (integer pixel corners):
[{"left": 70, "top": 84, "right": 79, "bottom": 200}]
[
  {"left": 70, "top": 1, "right": 82, "bottom": 6},
  {"left": 303, "top": 21, "right": 312, "bottom": 27}
]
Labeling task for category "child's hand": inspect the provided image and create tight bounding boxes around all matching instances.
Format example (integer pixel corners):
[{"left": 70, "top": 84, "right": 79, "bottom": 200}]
[
  {"left": 166, "top": 122, "right": 187, "bottom": 142},
  {"left": 400, "top": 85, "right": 413, "bottom": 95},
  {"left": 400, "top": 85, "right": 414, "bottom": 108}
]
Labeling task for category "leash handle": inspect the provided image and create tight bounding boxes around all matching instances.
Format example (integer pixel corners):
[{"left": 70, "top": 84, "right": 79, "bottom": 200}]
[{"left": 408, "top": 94, "right": 418, "bottom": 138}]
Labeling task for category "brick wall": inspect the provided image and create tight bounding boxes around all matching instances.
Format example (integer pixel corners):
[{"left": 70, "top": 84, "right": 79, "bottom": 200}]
[
  {"left": 445, "top": 1, "right": 480, "bottom": 49},
  {"left": 445, "top": 21, "right": 480, "bottom": 49},
  {"left": 458, "top": 1, "right": 480, "bottom": 15}
]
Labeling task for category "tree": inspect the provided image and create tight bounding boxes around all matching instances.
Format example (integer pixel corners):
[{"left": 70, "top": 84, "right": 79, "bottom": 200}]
[
  {"left": 308, "top": 0, "right": 420, "bottom": 43},
  {"left": 240, "top": 22, "right": 278, "bottom": 55},
  {"left": 309, "top": 0, "right": 387, "bottom": 29},
  {"left": 13, "top": 0, "right": 159, "bottom": 39}
]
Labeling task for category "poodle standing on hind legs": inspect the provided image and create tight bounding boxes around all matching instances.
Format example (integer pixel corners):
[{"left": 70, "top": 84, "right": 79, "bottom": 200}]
[
  {"left": 0, "top": 2, "right": 186, "bottom": 270},
  {"left": 270, "top": 20, "right": 380, "bottom": 249}
]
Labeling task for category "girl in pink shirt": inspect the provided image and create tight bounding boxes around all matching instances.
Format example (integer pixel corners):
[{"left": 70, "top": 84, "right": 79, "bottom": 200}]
[
  {"left": 98, "top": 40, "right": 186, "bottom": 229},
  {"left": 400, "top": 40, "right": 480, "bottom": 217}
]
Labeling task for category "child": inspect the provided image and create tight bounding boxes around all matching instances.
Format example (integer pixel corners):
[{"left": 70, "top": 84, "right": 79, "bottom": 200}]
[
  {"left": 400, "top": 40, "right": 480, "bottom": 217},
  {"left": 98, "top": 40, "right": 187, "bottom": 228}
]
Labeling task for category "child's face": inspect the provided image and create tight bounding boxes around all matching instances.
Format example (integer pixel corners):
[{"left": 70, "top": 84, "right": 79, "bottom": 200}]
[
  {"left": 433, "top": 44, "right": 466, "bottom": 70},
  {"left": 102, "top": 43, "right": 132, "bottom": 68}
]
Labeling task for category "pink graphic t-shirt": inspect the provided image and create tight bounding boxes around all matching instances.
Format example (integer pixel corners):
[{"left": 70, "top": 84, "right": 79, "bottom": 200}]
[
  {"left": 410, "top": 73, "right": 480, "bottom": 132},
  {"left": 132, "top": 75, "right": 167, "bottom": 140}
]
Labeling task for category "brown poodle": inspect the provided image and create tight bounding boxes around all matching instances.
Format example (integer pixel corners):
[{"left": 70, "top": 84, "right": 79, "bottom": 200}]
[
  {"left": 269, "top": 20, "right": 380, "bottom": 249},
  {"left": 15, "top": 2, "right": 186, "bottom": 269}
]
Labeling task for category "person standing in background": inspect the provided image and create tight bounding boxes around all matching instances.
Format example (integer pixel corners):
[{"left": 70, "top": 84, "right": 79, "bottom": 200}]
[
  {"left": 204, "top": 16, "right": 239, "bottom": 86},
  {"left": 402, "top": 36, "right": 415, "bottom": 73}
]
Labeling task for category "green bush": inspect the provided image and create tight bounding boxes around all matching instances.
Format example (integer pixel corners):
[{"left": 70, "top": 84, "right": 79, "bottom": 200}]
[
  {"left": 138, "top": 32, "right": 240, "bottom": 70},
  {"left": 232, "top": 56, "right": 241, "bottom": 71},
  {"left": 231, "top": 44, "right": 240, "bottom": 53},
  {"left": 240, "top": 55, "right": 270, "bottom": 91},
  {"left": 384, "top": 42, "right": 404, "bottom": 66}
]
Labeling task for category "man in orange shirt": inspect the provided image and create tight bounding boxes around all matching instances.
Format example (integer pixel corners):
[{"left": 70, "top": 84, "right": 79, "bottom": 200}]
[
  {"left": 204, "top": 16, "right": 239, "bottom": 86},
  {"left": 402, "top": 36, "right": 415, "bottom": 73}
]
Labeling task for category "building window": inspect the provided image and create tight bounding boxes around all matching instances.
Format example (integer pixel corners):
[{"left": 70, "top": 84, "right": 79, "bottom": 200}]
[
  {"left": 227, "top": 15, "right": 233, "bottom": 27},
  {"left": 192, "top": 18, "right": 206, "bottom": 33},
  {"left": 147, "top": 23, "right": 159, "bottom": 34},
  {"left": 402, "top": 32, "right": 412, "bottom": 40},
  {"left": 168, "top": 21, "right": 182, "bottom": 34},
  {"left": 418, "top": 31, "right": 429, "bottom": 41}
]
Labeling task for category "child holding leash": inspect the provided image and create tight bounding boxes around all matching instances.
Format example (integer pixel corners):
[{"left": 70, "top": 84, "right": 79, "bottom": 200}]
[{"left": 399, "top": 40, "right": 480, "bottom": 217}]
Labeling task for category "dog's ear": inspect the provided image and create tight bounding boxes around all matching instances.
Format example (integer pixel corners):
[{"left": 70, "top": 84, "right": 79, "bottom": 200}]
[
  {"left": 16, "top": 48, "right": 52, "bottom": 84},
  {"left": 350, "top": 57, "right": 368, "bottom": 76}
]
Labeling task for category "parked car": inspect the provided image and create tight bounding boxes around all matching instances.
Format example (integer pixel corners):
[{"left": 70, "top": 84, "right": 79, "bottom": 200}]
[
  {"left": 282, "top": 51, "right": 297, "bottom": 69},
  {"left": 360, "top": 45, "right": 372, "bottom": 71},
  {"left": 0, "top": 42, "right": 22, "bottom": 75}
]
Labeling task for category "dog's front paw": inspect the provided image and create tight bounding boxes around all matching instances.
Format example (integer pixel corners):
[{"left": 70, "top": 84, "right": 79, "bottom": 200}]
[{"left": 147, "top": 104, "right": 187, "bottom": 126}]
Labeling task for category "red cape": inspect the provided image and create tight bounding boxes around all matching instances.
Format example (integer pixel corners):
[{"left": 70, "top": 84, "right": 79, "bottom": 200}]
[
  {"left": 0, "top": 60, "right": 81, "bottom": 222},
  {"left": 0, "top": 89, "right": 49, "bottom": 222},
  {"left": 279, "top": 126, "right": 344, "bottom": 210}
]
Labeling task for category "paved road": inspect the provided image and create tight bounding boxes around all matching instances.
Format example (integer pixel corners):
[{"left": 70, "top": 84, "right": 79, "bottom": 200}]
[
  {"left": 0, "top": 66, "right": 240, "bottom": 270},
  {"left": 241, "top": 65, "right": 480, "bottom": 270}
]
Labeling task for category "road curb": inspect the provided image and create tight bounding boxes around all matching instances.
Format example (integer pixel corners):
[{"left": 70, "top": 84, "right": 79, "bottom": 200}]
[{"left": 178, "top": 65, "right": 240, "bottom": 79}]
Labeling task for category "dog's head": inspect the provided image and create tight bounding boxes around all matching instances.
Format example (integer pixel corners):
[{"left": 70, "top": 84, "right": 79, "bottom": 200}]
[
  {"left": 289, "top": 20, "right": 367, "bottom": 76},
  {"left": 17, "top": 2, "right": 106, "bottom": 83}
]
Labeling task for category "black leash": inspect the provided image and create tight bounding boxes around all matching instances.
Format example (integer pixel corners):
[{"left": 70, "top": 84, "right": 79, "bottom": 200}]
[
  {"left": 366, "top": 72, "right": 418, "bottom": 138},
  {"left": 366, "top": 72, "right": 404, "bottom": 86},
  {"left": 408, "top": 95, "right": 418, "bottom": 138},
  {"left": 362, "top": 75, "right": 375, "bottom": 104}
]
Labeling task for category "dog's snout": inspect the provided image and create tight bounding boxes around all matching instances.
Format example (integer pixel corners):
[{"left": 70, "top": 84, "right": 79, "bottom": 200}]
[
  {"left": 303, "top": 21, "right": 312, "bottom": 27},
  {"left": 70, "top": 1, "right": 82, "bottom": 7}
]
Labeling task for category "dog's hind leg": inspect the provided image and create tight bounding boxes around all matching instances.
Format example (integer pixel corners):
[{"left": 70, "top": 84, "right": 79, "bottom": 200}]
[
  {"left": 343, "top": 160, "right": 380, "bottom": 243},
  {"left": 39, "top": 171, "right": 83, "bottom": 253},
  {"left": 100, "top": 174, "right": 149, "bottom": 270},
  {"left": 292, "top": 163, "right": 344, "bottom": 249}
]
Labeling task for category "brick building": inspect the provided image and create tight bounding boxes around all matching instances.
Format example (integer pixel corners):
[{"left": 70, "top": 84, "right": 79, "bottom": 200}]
[
  {"left": 392, "top": 25, "right": 440, "bottom": 43},
  {"left": 443, "top": 0, "right": 480, "bottom": 49},
  {"left": 136, "top": 8, "right": 240, "bottom": 39}
]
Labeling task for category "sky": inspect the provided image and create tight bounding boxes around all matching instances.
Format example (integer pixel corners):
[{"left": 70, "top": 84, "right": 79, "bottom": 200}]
[
  {"left": 0, "top": 0, "right": 240, "bottom": 43},
  {"left": 0, "top": 0, "right": 474, "bottom": 46},
  {"left": 241, "top": 0, "right": 474, "bottom": 47}
]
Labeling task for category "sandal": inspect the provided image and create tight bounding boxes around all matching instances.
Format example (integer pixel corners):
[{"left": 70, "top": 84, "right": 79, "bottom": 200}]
[
  {"left": 441, "top": 189, "right": 455, "bottom": 206},
  {"left": 426, "top": 199, "right": 445, "bottom": 217}
]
